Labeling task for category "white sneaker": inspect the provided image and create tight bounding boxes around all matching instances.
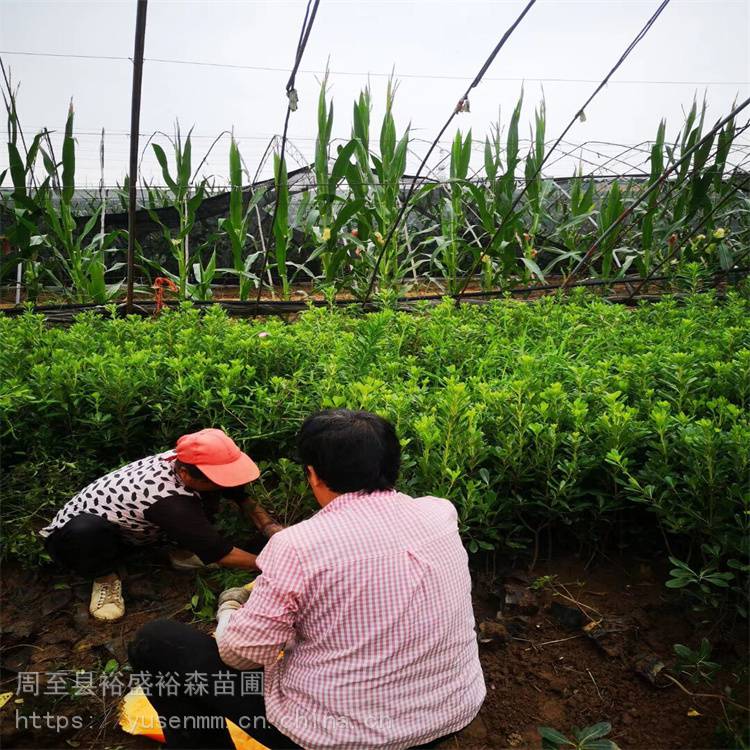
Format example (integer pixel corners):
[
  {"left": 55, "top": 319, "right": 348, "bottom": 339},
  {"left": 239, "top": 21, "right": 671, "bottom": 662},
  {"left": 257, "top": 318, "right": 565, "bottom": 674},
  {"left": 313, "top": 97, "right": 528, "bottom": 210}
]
[
  {"left": 90, "top": 574, "right": 125, "bottom": 621},
  {"left": 168, "top": 548, "right": 218, "bottom": 571}
]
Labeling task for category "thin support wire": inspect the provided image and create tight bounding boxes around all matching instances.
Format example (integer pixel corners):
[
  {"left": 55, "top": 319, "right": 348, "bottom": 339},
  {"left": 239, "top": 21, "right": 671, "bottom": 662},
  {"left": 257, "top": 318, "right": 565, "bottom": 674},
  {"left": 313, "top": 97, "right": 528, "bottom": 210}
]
[
  {"left": 254, "top": 0, "right": 321, "bottom": 306},
  {"left": 626, "top": 172, "right": 750, "bottom": 300},
  {"left": 565, "top": 100, "right": 750, "bottom": 286},
  {"left": 361, "top": 0, "right": 538, "bottom": 305},
  {"left": 456, "top": 0, "right": 673, "bottom": 300}
]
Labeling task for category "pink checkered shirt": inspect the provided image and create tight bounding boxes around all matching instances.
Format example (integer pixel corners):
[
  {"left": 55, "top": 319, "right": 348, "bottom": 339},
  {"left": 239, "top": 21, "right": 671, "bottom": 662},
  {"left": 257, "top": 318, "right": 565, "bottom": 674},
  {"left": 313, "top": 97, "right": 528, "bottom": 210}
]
[{"left": 217, "top": 489, "right": 485, "bottom": 750}]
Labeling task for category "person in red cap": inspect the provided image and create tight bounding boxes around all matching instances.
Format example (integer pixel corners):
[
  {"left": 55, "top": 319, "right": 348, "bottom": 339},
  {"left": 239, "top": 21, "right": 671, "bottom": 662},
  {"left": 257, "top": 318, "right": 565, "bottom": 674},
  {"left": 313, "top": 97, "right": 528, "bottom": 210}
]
[{"left": 40, "top": 429, "right": 283, "bottom": 622}]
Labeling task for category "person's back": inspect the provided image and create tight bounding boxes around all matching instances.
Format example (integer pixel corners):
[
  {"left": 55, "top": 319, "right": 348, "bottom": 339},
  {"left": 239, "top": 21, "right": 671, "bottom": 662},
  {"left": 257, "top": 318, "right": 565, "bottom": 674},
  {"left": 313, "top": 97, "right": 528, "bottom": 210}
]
[{"left": 218, "top": 411, "right": 485, "bottom": 750}]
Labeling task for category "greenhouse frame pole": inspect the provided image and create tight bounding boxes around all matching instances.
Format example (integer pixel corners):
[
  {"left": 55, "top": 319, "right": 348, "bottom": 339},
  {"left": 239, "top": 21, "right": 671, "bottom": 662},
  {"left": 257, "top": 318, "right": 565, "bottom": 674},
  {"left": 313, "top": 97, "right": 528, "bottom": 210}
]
[{"left": 126, "top": 0, "right": 148, "bottom": 313}]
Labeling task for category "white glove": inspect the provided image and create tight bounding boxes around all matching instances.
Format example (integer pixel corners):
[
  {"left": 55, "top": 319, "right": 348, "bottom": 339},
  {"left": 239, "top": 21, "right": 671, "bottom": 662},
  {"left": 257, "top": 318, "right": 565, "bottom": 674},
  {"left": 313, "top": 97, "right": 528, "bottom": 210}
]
[{"left": 216, "top": 586, "right": 250, "bottom": 620}]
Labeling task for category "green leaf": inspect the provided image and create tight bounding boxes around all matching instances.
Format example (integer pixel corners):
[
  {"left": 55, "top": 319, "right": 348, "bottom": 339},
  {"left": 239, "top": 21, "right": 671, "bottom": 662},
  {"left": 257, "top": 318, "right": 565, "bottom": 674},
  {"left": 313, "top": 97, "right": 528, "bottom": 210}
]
[
  {"left": 152, "top": 144, "right": 178, "bottom": 193},
  {"left": 668, "top": 557, "right": 692, "bottom": 571},
  {"left": 665, "top": 579, "right": 689, "bottom": 588},
  {"left": 103, "top": 658, "right": 119, "bottom": 675},
  {"left": 228, "top": 138, "right": 243, "bottom": 227},
  {"left": 586, "top": 740, "right": 620, "bottom": 750},
  {"left": 61, "top": 102, "right": 75, "bottom": 205},
  {"left": 538, "top": 726, "right": 572, "bottom": 746},
  {"left": 520, "top": 256, "right": 545, "bottom": 281},
  {"left": 576, "top": 722, "right": 612, "bottom": 743},
  {"left": 7, "top": 143, "right": 27, "bottom": 195},
  {"left": 330, "top": 139, "right": 359, "bottom": 190}
]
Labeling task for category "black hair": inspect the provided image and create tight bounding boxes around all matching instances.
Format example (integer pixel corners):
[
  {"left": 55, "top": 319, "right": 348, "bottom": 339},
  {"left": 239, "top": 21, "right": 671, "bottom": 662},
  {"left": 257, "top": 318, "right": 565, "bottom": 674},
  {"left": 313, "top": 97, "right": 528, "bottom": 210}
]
[
  {"left": 297, "top": 409, "right": 401, "bottom": 494},
  {"left": 174, "top": 460, "right": 209, "bottom": 482}
]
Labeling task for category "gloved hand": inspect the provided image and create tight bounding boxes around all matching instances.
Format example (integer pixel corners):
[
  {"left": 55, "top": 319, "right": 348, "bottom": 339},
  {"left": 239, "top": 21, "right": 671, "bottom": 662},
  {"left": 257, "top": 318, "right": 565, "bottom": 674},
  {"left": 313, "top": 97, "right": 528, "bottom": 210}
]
[
  {"left": 218, "top": 586, "right": 251, "bottom": 607},
  {"left": 216, "top": 586, "right": 251, "bottom": 620}
]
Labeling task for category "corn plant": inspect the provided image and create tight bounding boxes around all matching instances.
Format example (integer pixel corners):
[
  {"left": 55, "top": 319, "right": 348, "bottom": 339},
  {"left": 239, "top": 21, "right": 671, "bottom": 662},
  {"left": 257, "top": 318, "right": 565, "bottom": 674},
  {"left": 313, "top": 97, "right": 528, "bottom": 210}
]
[
  {"left": 1, "top": 72, "right": 51, "bottom": 302},
  {"left": 432, "top": 129, "right": 473, "bottom": 294},
  {"left": 217, "top": 136, "right": 266, "bottom": 300},
  {"left": 271, "top": 152, "right": 291, "bottom": 299},
  {"left": 483, "top": 94, "right": 526, "bottom": 276},
  {"left": 345, "top": 81, "right": 412, "bottom": 296},
  {"left": 669, "top": 99, "right": 710, "bottom": 228},
  {"left": 641, "top": 98, "right": 739, "bottom": 272},
  {"left": 637, "top": 119, "right": 666, "bottom": 275},
  {"left": 148, "top": 125, "right": 206, "bottom": 299},
  {"left": 542, "top": 171, "right": 596, "bottom": 274},
  {"left": 307, "top": 76, "right": 362, "bottom": 292},
  {"left": 520, "top": 101, "right": 550, "bottom": 281},
  {"left": 3, "top": 71, "right": 749, "bottom": 301},
  {"left": 36, "top": 103, "right": 123, "bottom": 303},
  {"left": 596, "top": 180, "right": 627, "bottom": 279}
]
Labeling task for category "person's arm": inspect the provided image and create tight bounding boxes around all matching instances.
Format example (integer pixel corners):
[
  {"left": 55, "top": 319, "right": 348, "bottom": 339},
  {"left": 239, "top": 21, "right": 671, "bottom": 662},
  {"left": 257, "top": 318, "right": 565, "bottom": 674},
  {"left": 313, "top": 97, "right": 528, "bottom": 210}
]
[
  {"left": 143, "top": 494, "right": 256, "bottom": 568},
  {"left": 216, "top": 546, "right": 257, "bottom": 570},
  {"left": 216, "top": 532, "right": 304, "bottom": 670},
  {"left": 221, "top": 486, "right": 283, "bottom": 537},
  {"left": 235, "top": 496, "right": 285, "bottom": 538},
  {"left": 214, "top": 587, "right": 261, "bottom": 668}
]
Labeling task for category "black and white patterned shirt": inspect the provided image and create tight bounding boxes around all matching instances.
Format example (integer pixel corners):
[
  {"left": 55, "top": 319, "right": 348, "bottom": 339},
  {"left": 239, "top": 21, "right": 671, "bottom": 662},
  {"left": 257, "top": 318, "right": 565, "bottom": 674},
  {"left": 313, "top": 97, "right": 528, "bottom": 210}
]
[{"left": 40, "top": 452, "right": 243, "bottom": 563}]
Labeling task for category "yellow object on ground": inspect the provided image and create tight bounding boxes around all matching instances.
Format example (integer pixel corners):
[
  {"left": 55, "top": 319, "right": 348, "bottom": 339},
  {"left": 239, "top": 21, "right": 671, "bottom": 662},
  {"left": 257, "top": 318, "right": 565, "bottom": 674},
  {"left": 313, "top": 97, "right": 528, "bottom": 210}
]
[{"left": 119, "top": 688, "right": 268, "bottom": 750}]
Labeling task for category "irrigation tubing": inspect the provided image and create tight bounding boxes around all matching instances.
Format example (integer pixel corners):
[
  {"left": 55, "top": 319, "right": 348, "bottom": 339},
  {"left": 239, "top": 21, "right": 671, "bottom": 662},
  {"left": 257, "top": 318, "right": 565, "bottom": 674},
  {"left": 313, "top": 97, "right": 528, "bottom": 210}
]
[
  {"left": 5, "top": 267, "right": 746, "bottom": 321},
  {"left": 564, "top": 95, "right": 750, "bottom": 286},
  {"left": 254, "top": 0, "right": 321, "bottom": 306},
  {"left": 361, "top": 0, "right": 538, "bottom": 305},
  {"left": 455, "top": 0, "right": 672, "bottom": 301}
]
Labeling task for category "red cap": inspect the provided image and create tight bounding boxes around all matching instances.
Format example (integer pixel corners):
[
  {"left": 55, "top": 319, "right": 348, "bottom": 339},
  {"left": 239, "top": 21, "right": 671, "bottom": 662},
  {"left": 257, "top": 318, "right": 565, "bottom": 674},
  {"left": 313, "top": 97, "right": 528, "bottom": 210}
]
[{"left": 173, "top": 428, "right": 260, "bottom": 487}]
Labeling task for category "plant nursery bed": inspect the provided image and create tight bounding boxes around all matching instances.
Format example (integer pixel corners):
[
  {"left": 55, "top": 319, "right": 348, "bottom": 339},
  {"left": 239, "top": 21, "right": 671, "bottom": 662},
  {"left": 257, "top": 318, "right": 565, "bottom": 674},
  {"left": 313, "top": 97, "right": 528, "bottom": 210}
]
[{"left": 0, "top": 552, "right": 746, "bottom": 750}]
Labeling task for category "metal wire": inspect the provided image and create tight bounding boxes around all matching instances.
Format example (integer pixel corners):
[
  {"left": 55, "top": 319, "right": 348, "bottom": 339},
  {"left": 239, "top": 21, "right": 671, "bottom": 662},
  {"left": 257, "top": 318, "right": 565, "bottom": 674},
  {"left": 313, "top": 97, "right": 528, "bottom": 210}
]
[
  {"left": 3, "top": 49, "right": 749, "bottom": 87},
  {"left": 625, "top": 172, "right": 750, "bottom": 300},
  {"left": 254, "top": 0, "right": 321, "bottom": 306},
  {"left": 456, "top": 0, "right": 673, "bottom": 300},
  {"left": 361, "top": 0, "right": 539, "bottom": 305},
  {"left": 565, "top": 98, "right": 750, "bottom": 285}
]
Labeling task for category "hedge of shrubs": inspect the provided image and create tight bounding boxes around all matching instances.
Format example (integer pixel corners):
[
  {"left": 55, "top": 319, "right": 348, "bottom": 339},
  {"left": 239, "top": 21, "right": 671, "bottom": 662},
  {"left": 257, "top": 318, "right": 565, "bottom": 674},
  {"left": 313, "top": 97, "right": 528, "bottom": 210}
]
[{"left": 1, "top": 293, "right": 748, "bottom": 598}]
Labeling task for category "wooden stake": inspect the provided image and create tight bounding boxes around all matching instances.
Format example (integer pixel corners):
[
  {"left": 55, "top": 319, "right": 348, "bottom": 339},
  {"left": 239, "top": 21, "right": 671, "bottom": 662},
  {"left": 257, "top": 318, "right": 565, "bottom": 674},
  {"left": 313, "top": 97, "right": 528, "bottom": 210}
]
[{"left": 126, "top": 0, "right": 148, "bottom": 313}]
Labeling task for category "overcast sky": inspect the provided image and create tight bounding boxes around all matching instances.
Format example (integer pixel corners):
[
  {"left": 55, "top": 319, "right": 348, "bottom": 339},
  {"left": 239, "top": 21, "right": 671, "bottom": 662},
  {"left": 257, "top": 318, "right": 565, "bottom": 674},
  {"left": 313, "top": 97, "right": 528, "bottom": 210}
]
[{"left": 1, "top": 0, "right": 749, "bottom": 188}]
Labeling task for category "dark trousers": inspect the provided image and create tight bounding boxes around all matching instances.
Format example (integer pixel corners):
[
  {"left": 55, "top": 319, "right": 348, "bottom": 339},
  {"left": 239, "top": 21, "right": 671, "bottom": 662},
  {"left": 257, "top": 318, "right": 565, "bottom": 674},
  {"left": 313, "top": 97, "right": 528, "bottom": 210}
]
[
  {"left": 43, "top": 512, "right": 130, "bottom": 578},
  {"left": 128, "top": 619, "right": 299, "bottom": 749},
  {"left": 128, "top": 621, "right": 461, "bottom": 750}
]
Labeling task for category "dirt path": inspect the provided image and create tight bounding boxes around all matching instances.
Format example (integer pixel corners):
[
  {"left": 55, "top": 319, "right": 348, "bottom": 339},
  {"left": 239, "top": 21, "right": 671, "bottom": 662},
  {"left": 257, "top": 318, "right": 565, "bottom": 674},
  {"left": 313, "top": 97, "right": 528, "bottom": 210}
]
[{"left": 1, "top": 553, "right": 746, "bottom": 749}]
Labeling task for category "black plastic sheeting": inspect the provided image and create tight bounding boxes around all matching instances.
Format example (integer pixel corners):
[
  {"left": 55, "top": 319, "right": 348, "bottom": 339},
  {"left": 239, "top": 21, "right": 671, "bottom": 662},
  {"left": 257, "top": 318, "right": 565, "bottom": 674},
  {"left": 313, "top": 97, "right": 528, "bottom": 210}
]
[{"left": 94, "top": 165, "right": 313, "bottom": 237}]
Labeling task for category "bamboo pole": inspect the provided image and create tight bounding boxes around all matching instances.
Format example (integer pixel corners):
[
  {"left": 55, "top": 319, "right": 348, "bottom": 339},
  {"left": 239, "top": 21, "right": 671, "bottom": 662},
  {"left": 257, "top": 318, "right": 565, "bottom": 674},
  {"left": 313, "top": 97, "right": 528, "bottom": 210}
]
[{"left": 126, "top": 0, "right": 148, "bottom": 313}]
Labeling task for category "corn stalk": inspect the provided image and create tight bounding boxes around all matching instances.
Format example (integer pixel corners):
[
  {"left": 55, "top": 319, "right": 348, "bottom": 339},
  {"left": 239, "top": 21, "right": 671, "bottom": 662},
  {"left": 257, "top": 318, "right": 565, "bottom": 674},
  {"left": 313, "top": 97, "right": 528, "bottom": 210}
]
[
  {"left": 346, "top": 82, "right": 412, "bottom": 297},
  {"left": 307, "top": 75, "right": 362, "bottom": 291},
  {"left": 217, "top": 136, "right": 266, "bottom": 300},
  {"left": 38, "top": 103, "right": 123, "bottom": 303},
  {"left": 148, "top": 125, "right": 206, "bottom": 299}
]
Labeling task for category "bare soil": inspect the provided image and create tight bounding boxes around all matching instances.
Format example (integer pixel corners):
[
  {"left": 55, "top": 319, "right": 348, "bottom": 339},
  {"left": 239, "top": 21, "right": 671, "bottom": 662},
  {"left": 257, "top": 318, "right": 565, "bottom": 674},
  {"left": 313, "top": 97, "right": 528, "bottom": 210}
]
[{"left": 1, "top": 552, "right": 746, "bottom": 749}]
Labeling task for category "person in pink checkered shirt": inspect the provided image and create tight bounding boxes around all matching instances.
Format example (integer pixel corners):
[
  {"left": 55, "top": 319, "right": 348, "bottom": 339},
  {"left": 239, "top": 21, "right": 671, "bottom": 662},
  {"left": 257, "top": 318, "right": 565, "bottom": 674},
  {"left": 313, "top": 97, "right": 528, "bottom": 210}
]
[{"left": 129, "top": 409, "right": 486, "bottom": 750}]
